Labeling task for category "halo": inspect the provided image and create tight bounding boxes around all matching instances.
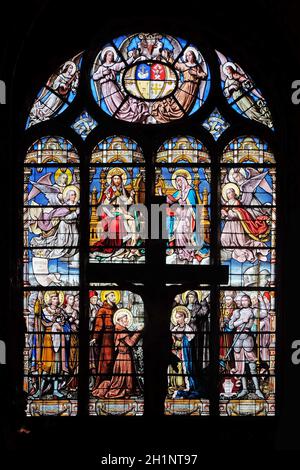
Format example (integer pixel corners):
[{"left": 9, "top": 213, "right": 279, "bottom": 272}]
[
  {"left": 171, "top": 169, "right": 192, "bottom": 188},
  {"left": 182, "top": 46, "right": 203, "bottom": 64},
  {"left": 171, "top": 305, "right": 191, "bottom": 326},
  {"left": 228, "top": 167, "right": 247, "bottom": 183},
  {"left": 44, "top": 290, "right": 65, "bottom": 307},
  {"left": 106, "top": 168, "right": 127, "bottom": 186},
  {"left": 100, "top": 290, "right": 121, "bottom": 305},
  {"left": 222, "top": 183, "right": 240, "bottom": 202},
  {"left": 54, "top": 168, "right": 73, "bottom": 186},
  {"left": 182, "top": 290, "right": 202, "bottom": 304},
  {"left": 62, "top": 61, "right": 77, "bottom": 75},
  {"left": 222, "top": 61, "right": 237, "bottom": 76},
  {"left": 62, "top": 185, "right": 80, "bottom": 204},
  {"left": 100, "top": 46, "right": 118, "bottom": 63},
  {"left": 113, "top": 308, "right": 133, "bottom": 328}
]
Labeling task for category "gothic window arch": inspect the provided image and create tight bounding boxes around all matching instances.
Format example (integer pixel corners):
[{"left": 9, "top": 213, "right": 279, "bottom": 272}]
[{"left": 22, "top": 32, "right": 277, "bottom": 417}]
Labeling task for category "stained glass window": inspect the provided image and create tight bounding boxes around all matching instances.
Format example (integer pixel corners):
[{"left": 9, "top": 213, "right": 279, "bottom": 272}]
[
  {"left": 71, "top": 111, "right": 98, "bottom": 140},
  {"left": 89, "top": 285, "right": 144, "bottom": 416},
  {"left": 202, "top": 108, "right": 230, "bottom": 140},
  {"left": 24, "top": 137, "right": 80, "bottom": 288},
  {"left": 165, "top": 289, "right": 210, "bottom": 416},
  {"left": 24, "top": 290, "right": 79, "bottom": 416},
  {"left": 23, "top": 136, "right": 80, "bottom": 416},
  {"left": 91, "top": 33, "right": 210, "bottom": 124},
  {"left": 21, "top": 33, "right": 277, "bottom": 419},
  {"left": 219, "top": 136, "right": 276, "bottom": 416},
  {"left": 89, "top": 136, "right": 145, "bottom": 264},
  {"left": 26, "top": 53, "right": 83, "bottom": 129},
  {"left": 216, "top": 51, "right": 273, "bottom": 129},
  {"left": 155, "top": 136, "right": 210, "bottom": 265}
]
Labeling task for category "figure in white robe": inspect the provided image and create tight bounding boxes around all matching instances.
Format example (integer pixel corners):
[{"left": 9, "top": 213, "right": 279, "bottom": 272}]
[
  {"left": 222, "top": 62, "right": 273, "bottom": 128},
  {"left": 26, "top": 171, "right": 79, "bottom": 285},
  {"left": 93, "top": 49, "right": 150, "bottom": 123},
  {"left": 29, "top": 61, "right": 79, "bottom": 126}
]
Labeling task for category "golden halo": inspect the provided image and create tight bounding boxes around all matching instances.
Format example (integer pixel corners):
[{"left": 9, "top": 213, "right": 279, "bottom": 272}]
[
  {"left": 106, "top": 168, "right": 127, "bottom": 186},
  {"left": 62, "top": 185, "right": 80, "bottom": 204},
  {"left": 100, "top": 290, "right": 121, "bottom": 305},
  {"left": 171, "top": 169, "right": 192, "bottom": 188},
  {"left": 222, "top": 183, "right": 240, "bottom": 202},
  {"left": 54, "top": 168, "right": 72, "bottom": 186},
  {"left": 113, "top": 308, "right": 133, "bottom": 328},
  {"left": 182, "top": 290, "right": 202, "bottom": 304},
  {"left": 43, "top": 290, "right": 65, "bottom": 307},
  {"left": 171, "top": 305, "right": 191, "bottom": 326}
]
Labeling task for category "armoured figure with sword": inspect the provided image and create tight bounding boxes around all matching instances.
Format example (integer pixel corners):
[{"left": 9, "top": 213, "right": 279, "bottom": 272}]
[{"left": 226, "top": 294, "right": 265, "bottom": 399}]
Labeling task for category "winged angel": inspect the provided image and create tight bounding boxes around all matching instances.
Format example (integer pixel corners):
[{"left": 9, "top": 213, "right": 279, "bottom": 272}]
[
  {"left": 25, "top": 170, "right": 80, "bottom": 286},
  {"left": 221, "top": 167, "right": 273, "bottom": 263}
]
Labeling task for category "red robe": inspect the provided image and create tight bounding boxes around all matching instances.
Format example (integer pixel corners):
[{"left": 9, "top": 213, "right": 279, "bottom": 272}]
[{"left": 91, "top": 186, "right": 129, "bottom": 252}]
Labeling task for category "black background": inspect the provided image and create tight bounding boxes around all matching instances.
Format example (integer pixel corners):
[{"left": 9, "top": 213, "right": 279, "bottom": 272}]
[{"left": 0, "top": 0, "right": 300, "bottom": 460}]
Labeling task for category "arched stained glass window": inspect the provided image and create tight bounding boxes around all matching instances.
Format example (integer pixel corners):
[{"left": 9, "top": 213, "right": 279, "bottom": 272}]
[
  {"left": 155, "top": 136, "right": 210, "bottom": 265},
  {"left": 21, "top": 32, "right": 277, "bottom": 418},
  {"left": 24, "top": 136, "right": 80, "bottom": 287},
  {"left": 89, "top": 136, "right": 146, "bottom": 264}
]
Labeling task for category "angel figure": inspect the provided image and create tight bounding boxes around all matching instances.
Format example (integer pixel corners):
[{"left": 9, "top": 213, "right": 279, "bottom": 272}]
[
  {"left": 26, "top": 169, "right": 80, "bottom": 285},
  {"left": 222, "top": 61, "right": 273, "bottom": 128},
  {"left": 28, "top": 60, "right": 79, "bottom": 126},
  {"left": 221, "top": 167, "right": 272, "bottom": 263},
  {"left": 92, "top": 47, "right": 150, "bottom": 123}
]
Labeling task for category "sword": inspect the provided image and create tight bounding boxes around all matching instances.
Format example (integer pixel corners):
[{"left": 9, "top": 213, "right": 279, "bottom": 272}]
[{"left": 219, "top": 322, "right": 247, "bottom": 369}]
